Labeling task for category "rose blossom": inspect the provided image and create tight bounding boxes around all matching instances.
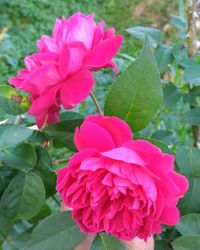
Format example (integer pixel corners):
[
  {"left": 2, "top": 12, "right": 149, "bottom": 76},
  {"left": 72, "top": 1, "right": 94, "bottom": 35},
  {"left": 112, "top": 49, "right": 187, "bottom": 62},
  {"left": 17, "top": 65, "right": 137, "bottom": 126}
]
[
  {"left": 56, "top": 114, "right": 189, "bottom": 241},
  {"left": 9, "top": 13, "right": 123, "bottom": 128}
]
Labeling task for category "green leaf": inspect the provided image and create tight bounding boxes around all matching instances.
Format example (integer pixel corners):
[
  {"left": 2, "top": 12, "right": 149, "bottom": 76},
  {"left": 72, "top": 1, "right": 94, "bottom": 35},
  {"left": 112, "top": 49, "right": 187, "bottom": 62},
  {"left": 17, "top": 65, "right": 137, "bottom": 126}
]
[
  {"left": 176, "top": 213, "right": 200, "bottom": 236},
  {"left": 152, "top": 130, "right": 174, "bottom": 145},
  {"left": 163, "top": 84, "right": 182, "bottom": 108},
  {"left": 34, "top": 146, "right": 56, "bottom": 196},
  {"left": 43, "top": 112, "right": 83, "bottom": 150},
  {"left": 182, "top": 108, "right": 200, "bottom": 125},
  {"left": 0, "top": 214, "right": 14, "bottom": 238},
  {"left": 183, "top": 65, "right": 200, "bottom": 85},
  {"left": 172, "top": 236, "right": 200, "bottom": 250},
  {"left": 134, "top": 137, "right": 169, "bottom": 153},
  {"left": 91, "top": 233, "right": 126, "bottom": 250},
  {"left": 172, "top": 43, "right": 196, "bottom": 68},
  {"left": 25, "top": 212, "right": 86, "bottom": 250},
  {"left": 170, "top": 16, "right": 187, "bottom": 31},
  {"left": 105, "top": 38, "right": 162, "bottom": 132},
  {"left": 0, "top": 125, "right": 33, "bottom": 150},
  {"left": 3, "top": 143, "right": 37, "bottom": 171},
  {"left": 0, "top": 166, "right": 18, "bottom": 197},
  {"left": 0, "top": 85, "right": 30, "bottom": 115},
  {"left": 0, "top": 172, "right": 45, "bottom": 220},
  {"left": 29, "top": 203, "right": 52, "bottom": 224},
  {"left": 126, "top": 26, "right": 163, "bottom": 46},
  {"left": 176, "top": 146, "right": 200, "bottom": 214},
  {"left": 176, "top": 146, "right": 200, "bottom": 176},
  {"left": 155, "top": 239, "right": 170, "bottom": 250},
  {"left": 155, "top": 44, "right": 172, "bottom": 74}
]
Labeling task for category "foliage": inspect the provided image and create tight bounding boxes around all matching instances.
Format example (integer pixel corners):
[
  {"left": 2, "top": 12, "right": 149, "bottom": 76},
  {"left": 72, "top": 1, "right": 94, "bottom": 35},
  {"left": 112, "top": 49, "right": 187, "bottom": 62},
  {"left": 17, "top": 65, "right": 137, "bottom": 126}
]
[{"left": 0, "top": 0, "right": 200, "bottom": 249}]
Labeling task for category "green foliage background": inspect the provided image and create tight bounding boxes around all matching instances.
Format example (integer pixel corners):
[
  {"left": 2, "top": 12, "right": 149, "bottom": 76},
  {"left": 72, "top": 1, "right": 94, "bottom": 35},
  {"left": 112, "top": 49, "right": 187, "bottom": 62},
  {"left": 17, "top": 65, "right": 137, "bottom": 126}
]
[{"left": 1, "top": 0, "right": 200, "bottom": 250}]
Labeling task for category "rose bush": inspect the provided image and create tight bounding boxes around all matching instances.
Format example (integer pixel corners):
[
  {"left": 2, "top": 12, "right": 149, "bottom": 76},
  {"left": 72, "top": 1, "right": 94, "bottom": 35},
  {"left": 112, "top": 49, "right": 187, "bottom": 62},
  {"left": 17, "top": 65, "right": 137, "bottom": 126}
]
[
  {"left": 8, "top": 12, "right": 123, "bottom": 128},
  {"left": 57, "top": 115, "right": 189, "bottom": 241}
]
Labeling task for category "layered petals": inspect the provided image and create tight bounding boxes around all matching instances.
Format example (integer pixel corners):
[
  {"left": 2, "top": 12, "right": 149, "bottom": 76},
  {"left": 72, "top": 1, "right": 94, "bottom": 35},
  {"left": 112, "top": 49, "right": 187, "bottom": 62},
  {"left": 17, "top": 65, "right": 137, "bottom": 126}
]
[
  {"left": 9, "top": 12, "right": 123, "bottom": 128},
  {"left": 57, "top": 115, "right": 189, "bottom": 241}
]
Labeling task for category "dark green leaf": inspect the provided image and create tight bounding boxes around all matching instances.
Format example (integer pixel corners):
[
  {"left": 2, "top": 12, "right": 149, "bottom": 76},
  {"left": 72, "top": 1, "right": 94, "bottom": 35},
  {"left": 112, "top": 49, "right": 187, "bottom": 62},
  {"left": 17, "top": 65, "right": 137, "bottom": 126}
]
[
  {"left": 91, "top": 233, "right": 126, "bottom": 250},
  {"left": 0, "top": 125, "right": 33, "bottom": 150},
  {"left": 182, "top": 108, "right": 200, "bottom": 125},
  {"left": 25, "top": 212, "right": 86, "bottom": 250},
  {"left": 29, "top": 203, "right": 51, "bottom": 224},
  {"left": 184, "top": 86, "right": 200, "bottom": 106},
  {"left": 0, "top": 214, "right": 14, "bottom": 238},
  {"left": 176, "top": 213, "right": 200, "bottom": 236},
  {"left": 155, "top": 44, "right": 172, "bottom": 74},
  {"left": 0, "top": 167, "right": 18, "bottom": 197},
  {"left": 183, "top": 65, "right": 200, "bottom": 85},
  {"left": 155, "top": 239, "right": 170, "bottom": 250},
  {"left": 172, "top": 236, "right": 200, "bottom": 250},
  {"left": 105, "top": 38, "right": 162, "bottom": 132},
  {"left": 34, "top": 146, "right": 56, "bottom": 196},
  {"left": 43, "top": 112, "right": 83, "bottom": 150},
  {"left": 3, "top": 143, "right": 37, "bottom": 171},
  {"left": 0, "top": 172, "right": 45, "bottom": 220},
  {"left": 0, "top": 85, "right": 30, "bottom": 115},
  {"left": 152, "top": 130, "right": 174, "bottom": 145},
  {"left": 126, "top": 26, "right": 163, "bottom": 46}
]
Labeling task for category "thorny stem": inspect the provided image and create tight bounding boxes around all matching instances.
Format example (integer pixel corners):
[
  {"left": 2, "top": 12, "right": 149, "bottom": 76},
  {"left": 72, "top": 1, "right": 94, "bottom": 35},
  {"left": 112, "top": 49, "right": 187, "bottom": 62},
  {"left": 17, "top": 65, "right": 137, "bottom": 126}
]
[
  {"left": 187, "top": 0, "right": 200, "bottom": 147},
  {"left": 90, "top": 91, "right": 104, "bottom": 115}
]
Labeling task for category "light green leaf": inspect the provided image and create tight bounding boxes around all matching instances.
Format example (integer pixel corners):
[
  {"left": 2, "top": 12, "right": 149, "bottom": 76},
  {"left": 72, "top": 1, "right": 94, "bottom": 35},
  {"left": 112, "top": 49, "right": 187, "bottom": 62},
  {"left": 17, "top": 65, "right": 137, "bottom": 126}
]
[
  {"left": 25, "top": 212, "right": 86, "bottom": 250},
  {"left": 172, "top": 236, "right": 200, "bottom": 250},
  {"left": 176, "top": 213, "right": 200, "bottom": 236},
  {"left": 91, "top": 234, "right": 126, "bottom": 250},
  {"left": 43, "top": 112, "right": 83, "bottom": 150},
  {"left": 176, "top": 146, "right": 200, "bottom": 214},
  {"left": 0, "top": 172, "right": 45, "bottom": 220},
  {"left": 105, "top": 38, "right": 162, "bottom": 132},
  {"left": 0, "top": 85, "right": 30, "bottom": 115},
  {"left": 182, "top": 108, "right": 200, "bottom": 125},
  {"left": 0, "top": 125, "right": 33, "bottom": 150},
  {"left": 155, "top": 44, "right": 172, "bottom": 74},
  {"left": 163, "top": 84, "right": 182, "bottom": 108},
  {"left": 183, "top": 65, "right": 200, "bottom": 85},
  {"left": 126, "top": 26, "right": 163, "bottom": 46}
]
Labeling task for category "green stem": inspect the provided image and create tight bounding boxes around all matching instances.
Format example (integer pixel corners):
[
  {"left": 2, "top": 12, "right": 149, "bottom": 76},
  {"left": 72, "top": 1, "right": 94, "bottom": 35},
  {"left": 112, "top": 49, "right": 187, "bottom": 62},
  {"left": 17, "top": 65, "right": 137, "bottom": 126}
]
[{"left": 90, "top": 91, "right": 104, "bottom": 115}]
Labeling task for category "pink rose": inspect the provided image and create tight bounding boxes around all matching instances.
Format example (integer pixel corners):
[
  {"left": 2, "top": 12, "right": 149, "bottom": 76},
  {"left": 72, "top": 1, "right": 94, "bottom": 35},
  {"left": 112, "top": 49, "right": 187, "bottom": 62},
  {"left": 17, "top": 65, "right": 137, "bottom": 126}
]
[
  {"left": 9, "top": 13, "right": 123, "bottom": 128},
  {"left": 56, "top": 115, "right": 189, "bottom": 241}
]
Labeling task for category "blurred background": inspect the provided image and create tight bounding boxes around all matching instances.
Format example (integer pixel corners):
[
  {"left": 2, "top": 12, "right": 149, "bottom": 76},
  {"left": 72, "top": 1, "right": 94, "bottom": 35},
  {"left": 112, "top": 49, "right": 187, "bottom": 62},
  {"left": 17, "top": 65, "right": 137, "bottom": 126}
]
[
  {"left": 1, "top": 0, "right": 193, "bottom": 149},
  {"left": 0, "top": 0, "right": 177, "bottom": 82}
]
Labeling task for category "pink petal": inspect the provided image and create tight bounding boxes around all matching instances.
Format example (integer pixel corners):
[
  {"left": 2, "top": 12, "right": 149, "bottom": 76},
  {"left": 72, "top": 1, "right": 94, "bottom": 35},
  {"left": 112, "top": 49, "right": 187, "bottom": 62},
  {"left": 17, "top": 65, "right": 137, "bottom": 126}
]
[
  {"left": 28, "top": 85, "right": 59, "bottom": 116},
  {"left": 92, "top": 21, "right": 105, "bottom": 47},
  {"left": 74, "top": 122, "right": 115, "bottom": 152},
  {"left": 35, "top": 113, "right": 47, "bottom": 129},
  {"left": 160, "top": 206, "right": 180, "bottom": 225},
  {"left": 124, "top": 140, "right": 162, "bottom": 155},
  {"left": 59, "top": 42, "right": 87, "bottom": 77},
  {"left": 67, "top": 12, "right": 95, "bottom": 50},
  {"left": 84, "top": 115, "right": 132, "bottom": 146},
  {"left": 27, "top": 64, "right": 60, "bottom": 94},
  {"left": 101, "top": 147, "right": 145, "bottom": 166},
  {"left": 84, "top": 35, "right": 123, "bottom": 68},
  {"left": 103, "top": 27, "right": 115, "bottom": 39},
  {"left": 37, "top": 35, "right": 59, "bottom": 53},
  {"left": 60, "top": 69, "right": 94, "bottom": 108},
  {"left": 169, "top": 172, "right": 189, "bottom": 197}
]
